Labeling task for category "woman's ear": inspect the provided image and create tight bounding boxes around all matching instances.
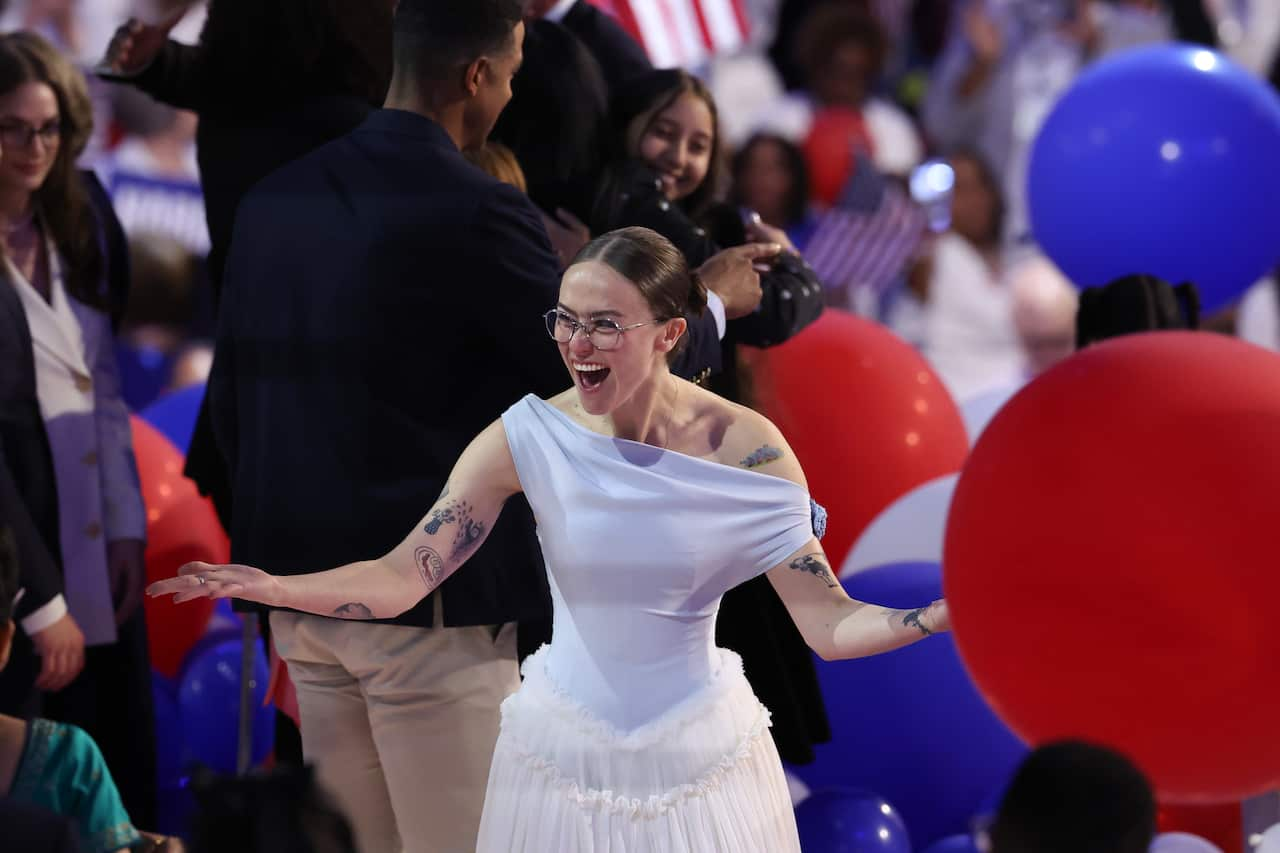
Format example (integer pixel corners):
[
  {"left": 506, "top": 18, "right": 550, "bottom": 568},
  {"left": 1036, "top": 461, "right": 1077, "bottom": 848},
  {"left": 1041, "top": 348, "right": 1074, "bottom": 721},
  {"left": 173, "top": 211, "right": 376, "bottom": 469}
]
[{"left": 656, "top": 317, "right": 688, "bottom": 353}]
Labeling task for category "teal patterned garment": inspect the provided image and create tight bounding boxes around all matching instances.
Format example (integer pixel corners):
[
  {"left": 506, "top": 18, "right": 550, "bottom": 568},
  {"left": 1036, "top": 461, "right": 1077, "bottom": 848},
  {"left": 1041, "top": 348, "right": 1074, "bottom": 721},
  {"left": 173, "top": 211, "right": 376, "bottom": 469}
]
[{"left": 8, "top": 718, "right": 144, "bottom": 852}]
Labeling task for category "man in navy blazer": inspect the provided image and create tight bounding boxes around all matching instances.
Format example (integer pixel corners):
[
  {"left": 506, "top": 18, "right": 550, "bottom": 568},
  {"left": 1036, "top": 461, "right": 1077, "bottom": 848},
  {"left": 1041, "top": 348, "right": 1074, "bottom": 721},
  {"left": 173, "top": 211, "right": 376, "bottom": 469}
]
[{"left": 208, "top": 2, "right": 745, "bottom": 850}]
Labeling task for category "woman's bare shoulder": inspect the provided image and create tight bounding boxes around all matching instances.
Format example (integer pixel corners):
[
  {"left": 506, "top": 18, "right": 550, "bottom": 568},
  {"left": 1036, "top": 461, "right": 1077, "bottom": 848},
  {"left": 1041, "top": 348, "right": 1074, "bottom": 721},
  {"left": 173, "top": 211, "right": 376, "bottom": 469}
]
[{"left": 684, "top": 383, "right": 807, "bottom": 487}]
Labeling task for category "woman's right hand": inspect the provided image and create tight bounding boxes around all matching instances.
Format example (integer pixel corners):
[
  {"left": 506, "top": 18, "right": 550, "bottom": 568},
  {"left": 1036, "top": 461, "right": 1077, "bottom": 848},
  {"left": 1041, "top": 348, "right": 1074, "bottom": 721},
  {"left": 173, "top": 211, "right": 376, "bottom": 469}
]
[
  {"left": 146, "top": 560, "right": 283, "bottom": 607},
  {"left": 97, "top": 12, "right": 185, "bottom": 77}
]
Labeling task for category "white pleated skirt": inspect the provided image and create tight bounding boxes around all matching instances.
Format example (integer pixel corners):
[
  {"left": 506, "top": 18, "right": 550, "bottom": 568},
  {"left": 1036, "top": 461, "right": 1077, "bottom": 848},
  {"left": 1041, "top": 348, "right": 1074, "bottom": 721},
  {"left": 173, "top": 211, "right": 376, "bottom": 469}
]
[{"left": 476, "top": 647, "right": 801, "bottom": 853}]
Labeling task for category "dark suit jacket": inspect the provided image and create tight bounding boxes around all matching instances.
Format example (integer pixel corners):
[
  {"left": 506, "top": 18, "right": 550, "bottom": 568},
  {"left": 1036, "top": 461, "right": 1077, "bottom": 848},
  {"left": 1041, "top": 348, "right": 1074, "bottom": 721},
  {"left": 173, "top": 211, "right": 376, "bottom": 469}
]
[
  {"left": 213, "top": 110, "right": 717, "bottom": 628},
  {"left": 0, "top": 799, "right": 84, "bottom": 853},
  {"left": 0, "top": 272, "right": 63, "bottom": 617},
  {"left": 113, "top": 45, "right": 378, "bottom": 523},
  {"left": 561, "top": 0, "right": 653, "bottom": 92}
]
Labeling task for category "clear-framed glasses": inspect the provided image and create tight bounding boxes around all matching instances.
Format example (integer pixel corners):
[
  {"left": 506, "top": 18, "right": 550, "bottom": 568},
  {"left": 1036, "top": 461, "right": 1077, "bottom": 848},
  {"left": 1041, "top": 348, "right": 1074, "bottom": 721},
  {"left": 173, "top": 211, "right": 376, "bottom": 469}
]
[
  {"left": 543, "top": 309, "right": 662, "bottom": 351},
  {"left": 0, "top": 119, "right": 61, "bottom": 150}
]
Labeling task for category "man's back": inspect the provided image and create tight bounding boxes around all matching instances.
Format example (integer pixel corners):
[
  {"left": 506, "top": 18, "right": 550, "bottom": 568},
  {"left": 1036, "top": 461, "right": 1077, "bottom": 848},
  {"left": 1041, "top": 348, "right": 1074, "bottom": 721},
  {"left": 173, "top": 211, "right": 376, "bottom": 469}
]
[{"left": 213, "top": 109, "right": 569, "bottom": 628}]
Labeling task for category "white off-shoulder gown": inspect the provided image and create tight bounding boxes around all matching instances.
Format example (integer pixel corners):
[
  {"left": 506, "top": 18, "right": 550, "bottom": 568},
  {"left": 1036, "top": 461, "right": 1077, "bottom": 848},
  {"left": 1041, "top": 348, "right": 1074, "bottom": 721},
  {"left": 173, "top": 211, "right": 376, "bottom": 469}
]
[{"left": 476, "top": 395, "right": 815, "bottom": 852}]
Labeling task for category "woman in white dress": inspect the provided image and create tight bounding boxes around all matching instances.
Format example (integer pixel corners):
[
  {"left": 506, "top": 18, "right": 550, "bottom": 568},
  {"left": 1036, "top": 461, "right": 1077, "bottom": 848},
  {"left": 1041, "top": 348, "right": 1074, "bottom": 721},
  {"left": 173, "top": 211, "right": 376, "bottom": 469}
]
[{"left": 150, "top": 226, "right": 951, "bottom": 852}]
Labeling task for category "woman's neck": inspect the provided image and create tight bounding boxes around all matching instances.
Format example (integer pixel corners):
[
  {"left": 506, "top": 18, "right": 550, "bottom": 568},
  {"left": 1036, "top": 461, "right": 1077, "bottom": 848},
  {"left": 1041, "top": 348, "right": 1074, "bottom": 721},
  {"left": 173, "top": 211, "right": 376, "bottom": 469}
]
[
  {"left": 607, "top": 370, "right": 681, "bottom": 445},
  {"left": 0, "top": 185, "right": 34, "bottom": 231}
]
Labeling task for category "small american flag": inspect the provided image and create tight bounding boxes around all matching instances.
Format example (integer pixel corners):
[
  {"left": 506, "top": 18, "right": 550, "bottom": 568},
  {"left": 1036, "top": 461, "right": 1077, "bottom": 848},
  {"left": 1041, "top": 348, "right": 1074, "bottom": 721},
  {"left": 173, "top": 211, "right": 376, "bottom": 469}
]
[
  {"left": 803, "top": 155, "right": 928, "bottom": 311},
  {"left": 588, "top": 0, "right": 751, "bottom": 68}
]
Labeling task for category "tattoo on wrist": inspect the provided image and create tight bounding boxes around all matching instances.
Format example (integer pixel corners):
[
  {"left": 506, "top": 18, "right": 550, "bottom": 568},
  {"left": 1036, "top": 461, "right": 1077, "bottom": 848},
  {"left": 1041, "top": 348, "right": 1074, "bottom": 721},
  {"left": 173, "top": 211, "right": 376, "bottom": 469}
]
[
  {"left": 788, "top": 553, "right": 837, "bottom": 588},
  {"left": 332, "top": 602, "right": 374, "bottom": 620},
  {"left": 741, "top": 445, "right": 784, "bottom": 469},
  {"left": 415, "top": 545, "right": 444, "bottom": 589},
  {"left": 901, "top": 607, "right": 932, "bottom": 636}
]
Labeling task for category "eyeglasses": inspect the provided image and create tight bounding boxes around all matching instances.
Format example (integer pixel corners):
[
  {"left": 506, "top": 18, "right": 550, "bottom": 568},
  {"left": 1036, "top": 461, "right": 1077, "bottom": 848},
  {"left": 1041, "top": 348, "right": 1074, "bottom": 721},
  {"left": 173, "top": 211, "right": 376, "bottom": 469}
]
[
  {"left": 543, "top": 309, "right": 662, "bottom": 351},
  {"left": 0, "top": 119, "right": 61, "bottom": 150}
]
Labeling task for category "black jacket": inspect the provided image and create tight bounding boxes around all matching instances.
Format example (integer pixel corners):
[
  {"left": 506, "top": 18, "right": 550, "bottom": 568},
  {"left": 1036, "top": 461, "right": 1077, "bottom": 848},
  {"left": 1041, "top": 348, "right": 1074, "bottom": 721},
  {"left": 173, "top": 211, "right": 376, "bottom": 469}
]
[
  {"left": 212, "top": 111, "right": 721, "bottom": 628},
  {"left": 0, "top": 252, "right": 63, "bottom": 619}
]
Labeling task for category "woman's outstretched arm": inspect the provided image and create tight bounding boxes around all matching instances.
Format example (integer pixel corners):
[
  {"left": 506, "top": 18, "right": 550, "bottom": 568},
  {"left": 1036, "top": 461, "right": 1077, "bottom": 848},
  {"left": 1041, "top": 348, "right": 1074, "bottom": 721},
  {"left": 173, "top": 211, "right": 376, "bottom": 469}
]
[
  {"left": 766, "top": 541, "right": 949, "bottom": 661},
  {"left": 726, "top": 408, "right": 950, "bottom": 660},
  {"left": 146, "top": 419, "right": 522, "bottom": 619}
]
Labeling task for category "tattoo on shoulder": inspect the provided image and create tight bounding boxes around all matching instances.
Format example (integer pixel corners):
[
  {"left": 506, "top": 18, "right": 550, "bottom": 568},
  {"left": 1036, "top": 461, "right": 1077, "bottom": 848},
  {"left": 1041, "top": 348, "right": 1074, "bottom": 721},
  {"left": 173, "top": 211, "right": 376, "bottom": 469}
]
[
  {"left": 333, "top": 602, "right": 374, "bottom": 620},
  {"left": 901, "top": 607, "right": 932, "bottom": 636},
  {"left": 788, "top": 553, "right": 837, "bottom": 588},
  {"left": 741, "top": 445, "right": 784, "bottom": 469},
  {"left": 415, "top": 545, "right": 444, "bottom": 589}
]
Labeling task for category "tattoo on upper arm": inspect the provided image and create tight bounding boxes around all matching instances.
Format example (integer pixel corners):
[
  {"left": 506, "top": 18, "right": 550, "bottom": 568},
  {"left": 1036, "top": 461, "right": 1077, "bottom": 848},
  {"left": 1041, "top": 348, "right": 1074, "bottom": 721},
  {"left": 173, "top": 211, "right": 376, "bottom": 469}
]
[
  {"left": 788, "top": 553, "right": 838, "bottom": 588},
  {"left": 332, "top": 602, "right": 374, "bottom": 620},
  {"left": 415, "top": 545, "right": 444, "bottom": 589},
  {"left": 449, "top": 504, "right": 486, "bottom": 561},
  {"left": 424, "top": 501, "right": 458, "bottom": 535},
  {"left": 900, "top": 607, "right": 932, "bottom": 636},
  {"left": 741, "top": 445, "right": 784, "bottom": 469}
]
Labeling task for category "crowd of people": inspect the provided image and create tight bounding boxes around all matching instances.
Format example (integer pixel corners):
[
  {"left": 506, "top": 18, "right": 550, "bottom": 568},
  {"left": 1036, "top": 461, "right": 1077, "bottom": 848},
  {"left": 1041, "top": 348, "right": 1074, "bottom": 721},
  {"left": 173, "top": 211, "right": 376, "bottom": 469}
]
[{"left": 0, "top": 0, "right": 1277, "bottom": 851}]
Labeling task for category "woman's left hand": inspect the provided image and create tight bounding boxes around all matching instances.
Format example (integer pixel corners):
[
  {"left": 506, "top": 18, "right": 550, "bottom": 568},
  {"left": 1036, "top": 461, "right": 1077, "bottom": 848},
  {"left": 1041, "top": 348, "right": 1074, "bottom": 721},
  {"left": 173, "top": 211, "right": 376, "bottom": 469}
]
[
  {"left": 107, "top": 538, "right": 146, "bottom": 625},
  {"left": 147, "top": 560, "right": 282, "bottom": 607}
]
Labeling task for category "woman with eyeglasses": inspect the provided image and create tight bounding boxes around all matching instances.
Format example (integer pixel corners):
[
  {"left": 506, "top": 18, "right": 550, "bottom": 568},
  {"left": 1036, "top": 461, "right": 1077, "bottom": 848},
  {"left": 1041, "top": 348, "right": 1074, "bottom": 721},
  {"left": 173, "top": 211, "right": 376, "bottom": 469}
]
[
  {"left": 150, "top": 226, "right": 950, "bottom": 852},
  {"left": 0, "top": 31, "right": 156, "bottom": 831},
  {"left": 589, "top": 68, "right": 836, "bottom": 767}
]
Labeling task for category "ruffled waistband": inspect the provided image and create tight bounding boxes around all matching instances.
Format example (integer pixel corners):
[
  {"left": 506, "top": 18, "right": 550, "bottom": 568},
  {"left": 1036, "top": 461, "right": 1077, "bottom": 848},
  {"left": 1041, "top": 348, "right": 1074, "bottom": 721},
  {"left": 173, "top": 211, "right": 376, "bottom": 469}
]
[{"left": 495, "top": 646, "right": 777, "bottom": 820}]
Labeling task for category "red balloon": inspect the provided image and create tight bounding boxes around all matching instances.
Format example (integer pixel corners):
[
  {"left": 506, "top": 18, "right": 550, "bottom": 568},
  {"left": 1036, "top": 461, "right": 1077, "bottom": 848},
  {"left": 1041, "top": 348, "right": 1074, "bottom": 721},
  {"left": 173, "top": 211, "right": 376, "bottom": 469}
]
[
  {"left": 1158, "top": 803, "right": 1244, "bottom": 853},
  {"left": 749, "top": 311, "right": 969, "bottom": 569},
  {"left": 131, "top": 417, "right": 223, "bottom": 677},
  {"left": 945, "top": 332, "right": 1280, "bottom": 803},
  {"left": 803, "top": 107, "right": 873, "bottom": 208}
]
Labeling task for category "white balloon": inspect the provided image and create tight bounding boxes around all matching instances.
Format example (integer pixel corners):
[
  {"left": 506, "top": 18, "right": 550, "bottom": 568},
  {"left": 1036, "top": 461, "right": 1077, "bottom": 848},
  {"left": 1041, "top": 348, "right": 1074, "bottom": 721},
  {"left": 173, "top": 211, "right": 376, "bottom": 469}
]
[
  {"left": 959, "top": 381, "right": 1021, "bottom": 445},
  {"left": 840, "top": 474, "right": 958, "bottom": 578},
  {"left": 786, "top": 771, "right": 810, "bottom": 808},
  {"left": 1149, "top": 832, "right": 1225, "bottom": 853},
  {"left": 1255, "top": 822, "right": 1280, "bottom": 852}
]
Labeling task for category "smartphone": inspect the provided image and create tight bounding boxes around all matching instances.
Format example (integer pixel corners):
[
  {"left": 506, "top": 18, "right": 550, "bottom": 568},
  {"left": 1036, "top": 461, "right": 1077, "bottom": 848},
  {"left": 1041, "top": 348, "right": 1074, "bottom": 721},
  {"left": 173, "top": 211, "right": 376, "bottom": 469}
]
[{"left": 909, "top": 159, "right": 955, "bottom": 234}]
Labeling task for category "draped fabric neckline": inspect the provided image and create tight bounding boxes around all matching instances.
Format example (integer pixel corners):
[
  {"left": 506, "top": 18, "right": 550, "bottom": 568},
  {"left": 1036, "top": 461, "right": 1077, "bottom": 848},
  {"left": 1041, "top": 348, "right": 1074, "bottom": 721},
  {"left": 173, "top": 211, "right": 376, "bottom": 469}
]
[{"left": 527, "top": 395, "right": 809, "bottom": 498}]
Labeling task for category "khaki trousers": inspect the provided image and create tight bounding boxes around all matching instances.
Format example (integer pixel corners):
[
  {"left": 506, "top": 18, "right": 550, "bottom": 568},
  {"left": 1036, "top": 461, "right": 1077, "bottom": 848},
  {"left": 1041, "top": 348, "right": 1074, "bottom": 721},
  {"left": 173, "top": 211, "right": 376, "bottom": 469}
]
[{"left": 270, "top": 603, "right": 518, "bottom": 853}]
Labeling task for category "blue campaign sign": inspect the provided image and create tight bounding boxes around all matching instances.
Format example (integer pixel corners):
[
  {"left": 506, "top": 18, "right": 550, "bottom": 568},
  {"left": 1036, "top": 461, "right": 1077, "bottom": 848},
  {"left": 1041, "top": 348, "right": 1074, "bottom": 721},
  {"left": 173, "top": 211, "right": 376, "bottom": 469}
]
[{"left": 108, "top": 170, "right": 211, "bottom": 255}]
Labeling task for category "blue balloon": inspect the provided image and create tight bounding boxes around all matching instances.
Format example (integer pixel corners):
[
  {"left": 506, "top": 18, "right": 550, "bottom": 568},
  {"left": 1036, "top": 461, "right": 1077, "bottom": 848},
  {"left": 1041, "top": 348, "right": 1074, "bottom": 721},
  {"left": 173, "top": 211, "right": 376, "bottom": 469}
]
[
  {"left": 789, "top": 561, "right": 1027, "bottom": 848},
  {"left": 795, "top": 788, "right": 911, "bottom": 852},
  {"left": 921, "top": 835, "right": 982, "bottom": 853},
  {"left": 140, "top": 384, "right": 206, "bottom": 455},
  {"left": 1028, "top": 45, "right": 1280, "bottom": 314},
  {"left": 177, "top": 637, "right": 275, "bottom": 775}
]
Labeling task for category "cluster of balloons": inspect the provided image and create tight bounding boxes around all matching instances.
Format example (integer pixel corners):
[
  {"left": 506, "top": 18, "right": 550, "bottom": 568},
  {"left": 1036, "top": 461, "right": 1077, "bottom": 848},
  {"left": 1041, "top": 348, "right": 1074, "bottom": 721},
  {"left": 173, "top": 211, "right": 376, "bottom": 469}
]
[{"left": 132, "top": 401, "right": 276, "bottom": 835}]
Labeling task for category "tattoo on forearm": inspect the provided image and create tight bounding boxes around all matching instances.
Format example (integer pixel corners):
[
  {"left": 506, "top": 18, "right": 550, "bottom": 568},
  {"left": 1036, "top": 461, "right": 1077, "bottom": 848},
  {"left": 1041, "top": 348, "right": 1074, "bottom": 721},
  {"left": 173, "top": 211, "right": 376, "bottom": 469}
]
[
  {"left": 901, "top": 607, "right": 932, "bottom": 636},
  {"left": 332, "top": 602, "right": 374, "bottom": 620},
  {"left": 741, "top": 445, "right": 784, "bottom": 469},
  {"left": 415, "top": 545, "right": 444, "bottom": 589},
  {"left": 788, "top": 553, "right": 838, "bottom": 588}
]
